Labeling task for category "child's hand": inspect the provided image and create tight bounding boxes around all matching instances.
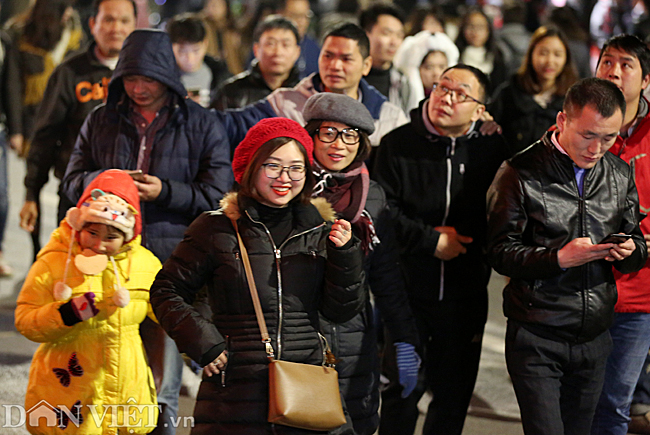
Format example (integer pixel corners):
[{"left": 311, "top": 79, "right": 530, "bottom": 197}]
[
  {"left": 71, "top": 292, "right": 100, "bottom": 322},
  {"left": 329, "top": 219, "right": 352, "bottom": 247}
]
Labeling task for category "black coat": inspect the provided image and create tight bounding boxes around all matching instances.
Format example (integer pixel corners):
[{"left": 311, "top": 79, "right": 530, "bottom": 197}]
[
  {"left": 62, "top": 30, "right": 233, "bottom": 262},
  {"left": 150, "top": 193, "right": 366, "bottom": 434},
  {"left": 320, "top": 180, "right": 419, "bottom": 435},
  {"left": 372, "top": 101, "right": 510, "bottom": 304},
  {"left": 486, "top": 132, "right": 647, "bottom": 343},
  {"left": 210, "top": 60, "right": 300, "bottom": 110},
  {"left": 490, "top": 77, "right": 565, "bottom": 155}
]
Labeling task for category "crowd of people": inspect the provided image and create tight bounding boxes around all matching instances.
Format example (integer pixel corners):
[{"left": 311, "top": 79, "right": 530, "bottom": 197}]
[{"left": 4, "top": 0, "right": 650, "bottom": 434}]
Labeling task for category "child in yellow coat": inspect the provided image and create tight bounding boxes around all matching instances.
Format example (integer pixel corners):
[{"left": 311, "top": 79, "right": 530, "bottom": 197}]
[{"left": 15, "top": 170, "right": 162, "bottom": 435}]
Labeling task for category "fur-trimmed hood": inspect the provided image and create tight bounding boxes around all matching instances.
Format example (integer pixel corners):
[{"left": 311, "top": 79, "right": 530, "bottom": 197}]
[{"left": 219, "top": 191, "right": 336, "bottom": 223}]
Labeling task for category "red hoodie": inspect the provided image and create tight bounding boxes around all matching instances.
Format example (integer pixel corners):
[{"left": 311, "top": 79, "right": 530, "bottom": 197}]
[{"left": 610, "top": 98, "right": 650, "bottom": 313}]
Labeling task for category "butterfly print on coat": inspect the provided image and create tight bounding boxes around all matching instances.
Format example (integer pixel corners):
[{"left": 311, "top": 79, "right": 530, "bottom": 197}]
[{"left": 52, "top": 352, "right": 83, "bottom": 387}]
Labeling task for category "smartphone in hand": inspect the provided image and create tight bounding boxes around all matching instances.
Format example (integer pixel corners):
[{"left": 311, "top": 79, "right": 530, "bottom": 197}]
[
  {"left": 124, "top": 169, "right": 145, "bottom": 182},
  {"left": 600, "top": 234, "right": 632, "bottom": 244}
]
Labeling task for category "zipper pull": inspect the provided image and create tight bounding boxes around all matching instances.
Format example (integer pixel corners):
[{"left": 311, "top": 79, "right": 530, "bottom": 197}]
[{"left": 274, "top": 249, "right": 281, "bottom": 259}]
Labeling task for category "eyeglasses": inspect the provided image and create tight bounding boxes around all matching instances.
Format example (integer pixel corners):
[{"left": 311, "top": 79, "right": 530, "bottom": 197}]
[
  {"left": 315, "top": 127, "right": 360, "bottom": 145},
  {"left": 431, "top": 83, "right": 484, "bottom": 105},
  {"left": 261, "top": 163, "right": 306, "bottom": 181}
]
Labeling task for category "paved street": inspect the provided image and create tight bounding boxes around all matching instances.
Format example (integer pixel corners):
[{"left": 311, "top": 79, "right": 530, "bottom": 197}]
[{"left": 0, "top": 149, "right": 527, "bottom": 434}]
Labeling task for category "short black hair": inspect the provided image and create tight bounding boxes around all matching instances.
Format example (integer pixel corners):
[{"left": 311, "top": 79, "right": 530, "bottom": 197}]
[
  {"left": 323, "top": 23, "right": 370, "bottom": 59},
  {"left": 598, "top": 34, "right": 650, "bottom": 79},
  {"left": 92, "top": 0, "right": 137, "bottom": 19},
  {"left": 564, "top": 77, "right": 626, "bottom": 121},
  {"left": 359, "top": 3, "right": 405, "bottom": 32},
  {"left": 167, "top": 13, "right": 206, "bottom": 44},
  {"left": 441, "top": 64, "right": 491, "bottom": 103},
  {"left": 253, "top": 14, "right": 300, "bottom": 44}
]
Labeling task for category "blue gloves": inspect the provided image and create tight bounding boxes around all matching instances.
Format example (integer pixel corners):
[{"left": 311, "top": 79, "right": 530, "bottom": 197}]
[{"left": 395, "top": 341, "right": 421, "bottom": 398}]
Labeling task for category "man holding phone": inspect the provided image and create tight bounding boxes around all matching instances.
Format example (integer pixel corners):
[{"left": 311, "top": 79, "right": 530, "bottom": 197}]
[
  {"left": 61, "top": 29, "right": 232, "bottom": 435},
  {"left": 592, "top": 35, "right": 650, "bottom": 435},
  {"left": 487, "top": 78, "right": 647, "bottom": 435}
]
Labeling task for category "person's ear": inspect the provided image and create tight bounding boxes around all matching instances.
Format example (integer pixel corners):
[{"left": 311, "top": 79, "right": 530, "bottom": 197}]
[
  {"left": 89, "top": 16, "right": 96, "bottom": 34},
  {"left": 253, "top": 43, "right": 260, "bottom": 60},
  {"left": 470, "top": 104, "right": 485, "bottom": 122},
  {"left": 362, "top": 55, "right": 372, "bottom": 76},
  {"left": 642, "top": 73, "right": 650, "bottom": 91},
  {"left": 556, "top": 111, "right": 567, "bottom": 133}
]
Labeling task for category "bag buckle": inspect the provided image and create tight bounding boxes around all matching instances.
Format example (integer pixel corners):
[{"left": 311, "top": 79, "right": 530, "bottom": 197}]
[{"left": 264, "top": 339, "right": 275, "bottom": 361}]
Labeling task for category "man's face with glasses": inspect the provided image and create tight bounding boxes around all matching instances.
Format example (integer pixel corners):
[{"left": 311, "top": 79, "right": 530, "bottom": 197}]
[
  {"left": 427, "top": 67, "right": 485, "bottom": 138},
  {"left": 313, "top": 121, "right": 360, "bottom": 172}
]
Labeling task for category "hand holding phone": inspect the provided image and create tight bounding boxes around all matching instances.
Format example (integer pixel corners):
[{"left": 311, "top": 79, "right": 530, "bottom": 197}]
[
  {"left": 124, "top": 169, "right": 145, "bottom": 182},
  {"left": 600, "top": 233, "right": 633, "bottom": 244}
]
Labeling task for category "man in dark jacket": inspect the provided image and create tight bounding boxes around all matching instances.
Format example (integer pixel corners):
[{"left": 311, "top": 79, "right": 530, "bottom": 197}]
[
  {"left": 19, "top": 0, "right": 137, "bottom": 253},
  {"left": 486, "top": 77, "right": 647, "bottom": 435},
  {"left": 372, "top": 64, "right": 510, "bottom": 435},
  {"left": 211, "top": 15, "right": 301, "bottom": 110},
  {"left": 61, "top": 29, "right": 233, "bottom": 435}
]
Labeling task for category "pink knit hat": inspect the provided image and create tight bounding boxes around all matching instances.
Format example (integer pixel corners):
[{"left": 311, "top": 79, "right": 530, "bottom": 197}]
[{"left": 232, "top": 117, "right": 314, "bottom": 183}]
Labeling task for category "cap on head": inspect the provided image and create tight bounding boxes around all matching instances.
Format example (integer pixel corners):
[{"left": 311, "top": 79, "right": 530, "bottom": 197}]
[
  {"left": 67, "top": 169, "right": 142, "bottom": 242},
  {"left": 303, "top": 93, "right": 375, "bottom": 134},
  {"left": 232, "top": 118, "right": 314, "bottom": 183}
]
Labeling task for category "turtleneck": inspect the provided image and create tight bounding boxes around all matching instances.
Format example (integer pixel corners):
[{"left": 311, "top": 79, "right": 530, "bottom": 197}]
[
  {"left": 251, "top": 201, "right": 294, "bottom": 246},
  {"left": 365, "top": 66, "right": 391, "bottom": 99}
]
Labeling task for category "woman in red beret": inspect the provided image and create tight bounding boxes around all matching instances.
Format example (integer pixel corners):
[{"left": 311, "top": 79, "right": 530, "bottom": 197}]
[{"left": 149, "top": 117, "right": 365, "bottom": 434}]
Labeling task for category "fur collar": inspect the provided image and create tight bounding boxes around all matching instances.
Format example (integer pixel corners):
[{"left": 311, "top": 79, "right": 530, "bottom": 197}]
[{"left": 219, "top": 192, "right": 336, "bottom": 223}]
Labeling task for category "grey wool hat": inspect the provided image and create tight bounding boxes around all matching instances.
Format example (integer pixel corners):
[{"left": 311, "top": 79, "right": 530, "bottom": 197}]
[{"left": 303, "top": 93, "right": 376, "bottom": 134}]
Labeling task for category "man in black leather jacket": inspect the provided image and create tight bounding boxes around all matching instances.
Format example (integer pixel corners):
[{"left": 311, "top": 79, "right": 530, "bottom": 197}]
[
  {"left": 210, "top": 15, "right": 301, "bottom": 111},
  {"left": 487, "top": 77, "right": 648, "bottom": 435}
]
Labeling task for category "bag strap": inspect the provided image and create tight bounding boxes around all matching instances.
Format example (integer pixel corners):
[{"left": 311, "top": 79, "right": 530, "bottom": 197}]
[{"left": 231, "top": 218, "right": 275, "bottom": 360}]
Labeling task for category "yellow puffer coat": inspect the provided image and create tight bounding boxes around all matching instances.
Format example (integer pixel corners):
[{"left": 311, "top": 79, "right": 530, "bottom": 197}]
[{"left": 15, "top": 221, "right": 162, "bottom": 435}]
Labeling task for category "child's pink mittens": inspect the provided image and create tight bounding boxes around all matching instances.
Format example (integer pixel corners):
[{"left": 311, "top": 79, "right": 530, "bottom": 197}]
[{"left": 71, "top": 292, "right": 99, "bottom": 321}]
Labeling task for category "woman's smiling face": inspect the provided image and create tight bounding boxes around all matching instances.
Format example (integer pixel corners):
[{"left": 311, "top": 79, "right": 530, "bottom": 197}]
[
  {"left": 254, "top": 140, "right": 306, "bottom": 207},
  {"left": 313, "top": 121, "right": 360, "bottom": 172}
]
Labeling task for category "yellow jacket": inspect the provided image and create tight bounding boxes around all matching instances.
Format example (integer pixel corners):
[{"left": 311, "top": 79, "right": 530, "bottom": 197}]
[{"left": 15, "top": 221, "right": 162, "bottom": 435}]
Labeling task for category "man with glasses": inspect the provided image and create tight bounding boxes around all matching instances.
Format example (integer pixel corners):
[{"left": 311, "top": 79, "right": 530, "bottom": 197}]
[{"left": 372, "top": 64, "right": 510, "bottom": 435}]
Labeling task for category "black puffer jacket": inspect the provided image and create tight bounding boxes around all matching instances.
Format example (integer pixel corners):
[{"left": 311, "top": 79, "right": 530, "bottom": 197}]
[
  {"left": 320, "top": 180, "right": 419, "bottom": 435},
  {"left": 62, "top": 30, "right": 233, "bottom": 262},
  {"left": 490, "top": 77, "right": 566, "bottom": 155},
  {"left": 372, "top": 100, "right": 510, "bottom": 304},
  {"left": 486, "top": 131, "right": 647, "bottom": 343},
  {"left": 150, "top": 193, "right": 365, "bottom": 435}
]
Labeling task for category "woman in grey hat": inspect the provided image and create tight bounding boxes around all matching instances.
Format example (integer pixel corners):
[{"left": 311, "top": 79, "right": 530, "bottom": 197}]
[{"left": 302, "top": 92, "right": 421, "bottom": 435}]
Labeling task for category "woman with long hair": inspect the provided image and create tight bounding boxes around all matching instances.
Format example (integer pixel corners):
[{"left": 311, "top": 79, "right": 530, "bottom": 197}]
[
  {"left": 150, "top": 117, "right": 365, "bottom": 434},
  {"left": 455, "top": 7, "right": 507, "bottom": 94},
  {"left": 6, "top": 0, "right": 83, "bottom": 155},
  {"left": 490, "top": 25, "right": 578, "bottom": 154},
  {"left": 303, "top": 92, "right": 420, "bottom": 435}
]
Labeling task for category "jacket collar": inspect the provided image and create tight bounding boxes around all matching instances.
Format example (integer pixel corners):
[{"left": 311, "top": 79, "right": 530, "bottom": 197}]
[
  {"left": 219, "top": 192, "right": 335, "bottom": 232},
  {"left": 311, "top": 74, "right": 386, "bottom": 120}
]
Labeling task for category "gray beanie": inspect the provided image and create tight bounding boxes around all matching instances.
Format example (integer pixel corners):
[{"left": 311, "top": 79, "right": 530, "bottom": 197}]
[{"left": 303, "top": 93, "right": 376, "bottom": 134}]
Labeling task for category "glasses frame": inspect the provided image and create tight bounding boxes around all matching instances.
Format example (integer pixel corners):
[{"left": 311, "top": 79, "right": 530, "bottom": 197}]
[
  {"left": 315, "top": 127, "right": 361, "bottom": 145},
  {"left": 261, "top": 163, "right": 306, "bottom": 181},
  {"left": 431, "top": 83, "right": 485, "bottom": 105}
]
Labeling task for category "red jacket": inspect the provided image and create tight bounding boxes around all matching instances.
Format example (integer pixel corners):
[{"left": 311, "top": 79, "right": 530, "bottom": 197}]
[{"left": 610, "top": 99, "right": 650, "bottom": 313}]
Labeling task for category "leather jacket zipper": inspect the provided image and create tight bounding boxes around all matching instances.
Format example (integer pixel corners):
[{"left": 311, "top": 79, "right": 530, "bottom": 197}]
[{"left": 244, "top": 210, "right": 326, "bottom": 360}]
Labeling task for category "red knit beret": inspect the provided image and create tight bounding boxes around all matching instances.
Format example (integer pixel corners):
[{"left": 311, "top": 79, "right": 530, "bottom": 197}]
[{"left": 232, "top": 117, "right": 314, "bottom": 183}]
